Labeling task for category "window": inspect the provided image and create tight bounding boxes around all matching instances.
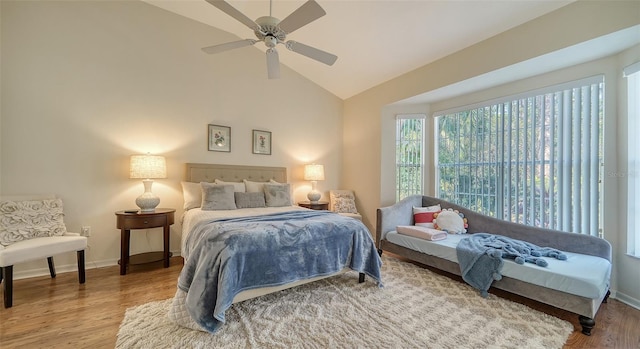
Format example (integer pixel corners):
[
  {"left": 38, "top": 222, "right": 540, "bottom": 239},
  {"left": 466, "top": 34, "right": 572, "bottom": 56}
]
[
  {"left": 435, "top": 76, "right": 604, "bottom": 236},
  {"left": 396, "top": 115, "right": 425, "bottom": 201},
  {"left": 624, "top": 62, "right": 640, "bottom": 257}
]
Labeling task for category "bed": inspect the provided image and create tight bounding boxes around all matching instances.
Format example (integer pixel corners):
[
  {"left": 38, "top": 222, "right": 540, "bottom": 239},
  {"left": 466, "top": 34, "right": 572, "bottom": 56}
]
[{"left": 168, "top": 163, "right": 383, "bottom": 333}]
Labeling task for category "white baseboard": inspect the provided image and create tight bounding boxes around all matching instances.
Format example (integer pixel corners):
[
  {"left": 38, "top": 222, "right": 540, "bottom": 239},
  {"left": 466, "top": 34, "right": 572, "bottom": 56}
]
[
  {"left": 10, "top": 250, "right": 182, "bottom": 280},
  {"left": 613, "top": 290, "right": 640, "bottom": 311}
]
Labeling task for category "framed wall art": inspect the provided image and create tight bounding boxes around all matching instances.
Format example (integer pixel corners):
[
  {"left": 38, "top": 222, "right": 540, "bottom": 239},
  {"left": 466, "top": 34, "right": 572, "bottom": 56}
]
[
  {"left": 252, "top": 129, "right": 271, "bottom": 155},
  {"left": 208, "top": 124, "right": 231, "bottom": 152}
]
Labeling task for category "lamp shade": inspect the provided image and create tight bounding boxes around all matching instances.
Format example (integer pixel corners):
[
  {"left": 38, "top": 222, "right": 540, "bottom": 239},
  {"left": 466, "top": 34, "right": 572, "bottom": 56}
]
[
  {"left": 129, "top": 154, "right": 167, "bottom": 179},
  {"left": 304, "top": 164, "right": 325, "bottom": 181}
]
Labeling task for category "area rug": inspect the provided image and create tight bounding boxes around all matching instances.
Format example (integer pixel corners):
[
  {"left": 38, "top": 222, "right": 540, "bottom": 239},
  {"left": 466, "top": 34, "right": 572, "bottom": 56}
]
[{"left": 116, "top": 256, "right": 573, "bottom": 348}]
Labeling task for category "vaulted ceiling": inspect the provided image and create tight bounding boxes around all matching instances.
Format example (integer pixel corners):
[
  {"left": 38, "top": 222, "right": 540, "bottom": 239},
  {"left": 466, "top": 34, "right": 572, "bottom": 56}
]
[{"left": 145, "top": 0, "right": 575, "bottom": 99}]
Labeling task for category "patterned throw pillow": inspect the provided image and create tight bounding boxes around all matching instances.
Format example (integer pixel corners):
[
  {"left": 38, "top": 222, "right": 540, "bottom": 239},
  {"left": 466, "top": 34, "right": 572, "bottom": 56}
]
[
  {"left": 0, "top": 198, "right": 67, "bottom": 247},
  {"left": 331, "top": 191, "right": 357, "bottom": 214},
  {"left": 413, "top": 204, "right": 441, "bottom": 228},
  {"left": 334, "top": 197, "right": 356, "bottom": 213}
]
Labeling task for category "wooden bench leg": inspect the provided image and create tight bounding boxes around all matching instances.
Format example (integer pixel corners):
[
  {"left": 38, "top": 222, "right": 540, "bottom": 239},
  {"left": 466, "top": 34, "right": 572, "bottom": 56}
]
[
  {"left": 603, "top": 289, "right": 611, "bottom": 303},
  {"left": 3, "top": 266, "right": 13, "bottom": 308},
  {"left": 47, "top": 257, "right": 56, "bottom": 278},
  {"left": 579, "top": 315, "right": 595, "bottom": 336},
  {"left": 77, "top": 250, "right": 86, "bottom": 284}
]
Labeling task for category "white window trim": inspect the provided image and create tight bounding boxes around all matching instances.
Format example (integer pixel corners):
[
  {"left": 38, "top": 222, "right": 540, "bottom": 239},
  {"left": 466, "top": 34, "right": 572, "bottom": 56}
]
[{"left": 625, "top": 61, "right": 640, "bottom": 258}]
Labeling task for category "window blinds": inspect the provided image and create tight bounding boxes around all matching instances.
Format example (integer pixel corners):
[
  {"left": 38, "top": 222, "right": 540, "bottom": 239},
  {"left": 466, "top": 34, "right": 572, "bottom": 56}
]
[{"left": 434, "top": 76, "right": 604, "bottom": 236}]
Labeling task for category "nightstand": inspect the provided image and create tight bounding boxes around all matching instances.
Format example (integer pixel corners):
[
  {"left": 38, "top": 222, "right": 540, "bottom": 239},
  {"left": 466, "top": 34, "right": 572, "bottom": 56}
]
[
  {"left": 115, "top": 208, "right": 175, "bottom": 275},
  {"left": 298, "top": 201, "right": 329, "bottom": 210}
]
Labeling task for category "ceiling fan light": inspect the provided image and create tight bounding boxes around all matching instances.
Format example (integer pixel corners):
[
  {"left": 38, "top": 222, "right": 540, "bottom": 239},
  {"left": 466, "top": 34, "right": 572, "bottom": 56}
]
[{"left": 265, "top": 36, "right": 278, "bottom": 48}]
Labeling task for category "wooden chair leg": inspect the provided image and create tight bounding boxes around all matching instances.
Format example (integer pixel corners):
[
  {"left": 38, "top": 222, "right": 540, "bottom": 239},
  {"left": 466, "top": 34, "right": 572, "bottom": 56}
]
[
  {"left": 47, "top": 257, "right": 56, "bottom": 278},
  {"left": 77, "top": 250, "right": 86, "bottom": 284},
  {"left": 3, "top": 266, "right": 13, "bottom": 308}
]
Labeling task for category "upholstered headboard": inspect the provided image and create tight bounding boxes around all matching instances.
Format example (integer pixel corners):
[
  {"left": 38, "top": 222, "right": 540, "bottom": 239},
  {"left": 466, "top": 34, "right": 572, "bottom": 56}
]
[{"left": 185, "top": 163, "right": 287, "bottom": 183}]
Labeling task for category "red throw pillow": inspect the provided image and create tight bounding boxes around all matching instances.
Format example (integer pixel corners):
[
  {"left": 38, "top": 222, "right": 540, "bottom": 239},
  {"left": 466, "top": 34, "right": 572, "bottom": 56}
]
[
  {"left": 414, "top": 211, "right": 439, "bottom": 225},
  {"left": 412, "top": 205, "right": 441, "bottom": 228}
]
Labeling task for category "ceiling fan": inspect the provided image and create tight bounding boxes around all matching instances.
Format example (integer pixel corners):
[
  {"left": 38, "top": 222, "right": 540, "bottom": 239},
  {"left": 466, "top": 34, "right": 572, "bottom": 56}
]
[{"left": 202, "top": 0, "right": 338, "bottom": 79}]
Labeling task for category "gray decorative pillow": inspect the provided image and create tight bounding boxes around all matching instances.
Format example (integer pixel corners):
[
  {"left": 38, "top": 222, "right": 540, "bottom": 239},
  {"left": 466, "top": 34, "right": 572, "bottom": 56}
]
[
  {"left": 234, "top": 192, "right": 266, "bottom": 209},
  {"left": 201, "top": 183, "right": 237, "bottom": 210},
  {"left": 264, "top": 183, "right": 291, "bottom": 207},
  {"left": 0, "top": 198, "right": 67, "bottom": 247}
]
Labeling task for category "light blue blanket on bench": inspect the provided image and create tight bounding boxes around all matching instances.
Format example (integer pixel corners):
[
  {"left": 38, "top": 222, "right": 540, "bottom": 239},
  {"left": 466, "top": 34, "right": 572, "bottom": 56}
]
[
  {"left": 178, "top": 210, "right": 383, "bottom": 333},
  {"left": 456, "top": 233, "right": 567, "bottom": 297}
]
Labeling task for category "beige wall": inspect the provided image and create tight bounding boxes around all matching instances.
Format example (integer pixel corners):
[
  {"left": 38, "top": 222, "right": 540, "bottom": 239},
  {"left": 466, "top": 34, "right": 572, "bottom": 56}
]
[
  {"left": 344, "top": 0, "right": 640, "bottom": 307},
  {"left": 0, "top": 1, "right": 343, "bottom": 277}
]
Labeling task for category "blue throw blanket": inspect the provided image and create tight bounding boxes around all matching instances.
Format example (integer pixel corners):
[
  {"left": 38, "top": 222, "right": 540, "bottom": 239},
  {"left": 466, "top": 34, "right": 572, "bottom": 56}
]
[
  {"left": 178, "top": 210, "right": 383, "bottom": 333},
  {"left": 456, "top": 233, "right": 567, "bottom": 297}
]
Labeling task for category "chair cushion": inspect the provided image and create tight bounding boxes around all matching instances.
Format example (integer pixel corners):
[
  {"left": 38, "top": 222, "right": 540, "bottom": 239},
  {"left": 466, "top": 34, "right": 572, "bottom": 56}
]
[
  {"left": 0, "top": 198, "right": 67, "bottom": 246},
  {"left": 0, "top": 235, "right": 87, "bottom": 267},
  {"left": 338, "top": 212, "right": 362, "bottom": 221}
]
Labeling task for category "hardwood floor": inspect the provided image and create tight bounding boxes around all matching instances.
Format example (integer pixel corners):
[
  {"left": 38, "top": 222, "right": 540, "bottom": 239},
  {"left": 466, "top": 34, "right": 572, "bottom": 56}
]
[{"left": 1, "top": 256, "right": 639, "bottom": 349}]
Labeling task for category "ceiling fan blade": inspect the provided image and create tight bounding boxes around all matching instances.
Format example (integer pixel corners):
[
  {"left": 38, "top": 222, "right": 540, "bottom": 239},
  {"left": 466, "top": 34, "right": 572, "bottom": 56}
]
[
  {"left": 205, "top": 0, "right": 260, "bottom": 32},
  {"left": 266, "top": 48, "right": 280, "bottom": 79},
  {"left": 285, "top": 41, "right": 337, "bottom": 66},
  {"left": 277, "top": 0, "right": 326, "bottom": 34},
  {"left": 202, "top": 39, "right": 257, "bottom": 54}
]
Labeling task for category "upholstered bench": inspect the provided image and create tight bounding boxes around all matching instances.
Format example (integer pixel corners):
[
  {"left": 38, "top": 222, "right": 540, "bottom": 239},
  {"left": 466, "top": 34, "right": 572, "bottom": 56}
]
[
  {"left": 377, "top": 195, "right": 612, "bottom": 336},
  {"left": 0, "top": 195, "right": 87, "bottom": 308}
]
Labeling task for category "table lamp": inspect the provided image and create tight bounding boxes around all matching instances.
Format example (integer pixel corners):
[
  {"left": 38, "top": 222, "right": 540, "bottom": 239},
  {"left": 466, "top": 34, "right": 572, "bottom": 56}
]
[
  {"left": 304, "top": 164, "right": 324, "bottom": 203},
  {"left": 129, "top": 154, "right": 167, "bottom": 212}
]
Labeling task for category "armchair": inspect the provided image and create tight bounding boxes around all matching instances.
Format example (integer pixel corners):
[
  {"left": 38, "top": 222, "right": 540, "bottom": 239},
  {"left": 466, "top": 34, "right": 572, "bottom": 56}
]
[{"left": 0, "top": 195, "right": 87, "bottom": 308}]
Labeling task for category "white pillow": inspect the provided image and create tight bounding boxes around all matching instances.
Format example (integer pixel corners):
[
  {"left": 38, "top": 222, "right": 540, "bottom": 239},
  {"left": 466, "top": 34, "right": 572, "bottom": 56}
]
[
  {"left": 214, "top": 179, "right": 246, "bottom": 192},
  {"left": 181, "top": 181, "right": 202, "bottom": 210},
  {"left": 244, "top": 179, "right": 269, "bottom": 193},
  {"left": 433, "top": 209, "right": 468, "bottom": 234}
]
